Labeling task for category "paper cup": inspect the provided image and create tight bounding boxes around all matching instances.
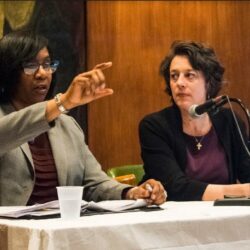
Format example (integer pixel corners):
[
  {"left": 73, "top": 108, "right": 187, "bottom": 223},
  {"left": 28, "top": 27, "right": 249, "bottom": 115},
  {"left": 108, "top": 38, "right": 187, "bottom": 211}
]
[{"left": 56, "top": 186, "right": 83, "bottom": 220}]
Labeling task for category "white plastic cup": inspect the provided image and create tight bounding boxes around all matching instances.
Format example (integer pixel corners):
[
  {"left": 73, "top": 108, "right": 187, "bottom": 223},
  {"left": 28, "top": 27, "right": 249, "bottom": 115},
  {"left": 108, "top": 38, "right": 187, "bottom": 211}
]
[{"left": 56, "top": 186, "right": 83, "bottom": 220}]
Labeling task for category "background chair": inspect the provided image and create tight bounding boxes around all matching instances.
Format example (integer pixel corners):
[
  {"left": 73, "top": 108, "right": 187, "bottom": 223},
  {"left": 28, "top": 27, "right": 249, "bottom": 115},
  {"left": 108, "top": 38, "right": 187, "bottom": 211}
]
[{"left": 106, "top": 164, "right": 145, "bottom": 186}]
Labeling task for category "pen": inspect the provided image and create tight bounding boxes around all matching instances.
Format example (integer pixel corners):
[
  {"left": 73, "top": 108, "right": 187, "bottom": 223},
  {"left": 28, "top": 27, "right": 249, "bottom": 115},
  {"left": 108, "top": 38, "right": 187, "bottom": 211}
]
[
  {"left": 145, "top": 184, "right": 168, "bottom": 199},
  {"left": 164, "top": 190, "right": 168, "bottom": 199},
  {"left": 145, "top": 183, "right": 153, "bottom": 192}
]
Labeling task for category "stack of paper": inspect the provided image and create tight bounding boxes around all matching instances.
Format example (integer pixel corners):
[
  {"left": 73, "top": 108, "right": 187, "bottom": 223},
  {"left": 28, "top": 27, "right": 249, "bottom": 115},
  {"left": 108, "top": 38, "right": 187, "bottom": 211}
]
[{"left": 0, "top": 199, "right": 148, "bottom": 218}]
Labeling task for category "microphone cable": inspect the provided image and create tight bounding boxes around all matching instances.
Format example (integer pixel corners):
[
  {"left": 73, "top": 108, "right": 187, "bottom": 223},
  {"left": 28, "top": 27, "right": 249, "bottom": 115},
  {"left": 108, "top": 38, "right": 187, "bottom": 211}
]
[{"left": 225, "top": 95, "right": 250, "bottom": 157}]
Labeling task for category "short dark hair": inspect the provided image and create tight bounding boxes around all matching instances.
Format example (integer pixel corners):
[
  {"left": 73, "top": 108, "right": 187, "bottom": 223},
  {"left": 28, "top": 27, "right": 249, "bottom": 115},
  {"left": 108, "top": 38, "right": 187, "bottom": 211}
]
[
  {"left": 0, "top": 29, "right": 56, "bottom": 103},
  {"left": 159, "top": 40, "right": 225, "bottom": 99}
]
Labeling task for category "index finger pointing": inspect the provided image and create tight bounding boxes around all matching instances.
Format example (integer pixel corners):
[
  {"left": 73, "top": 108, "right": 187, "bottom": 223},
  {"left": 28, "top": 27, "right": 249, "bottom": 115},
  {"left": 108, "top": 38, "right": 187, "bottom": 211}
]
[{"left": 93, "top": 61, "right": 112, "bottom": 70}]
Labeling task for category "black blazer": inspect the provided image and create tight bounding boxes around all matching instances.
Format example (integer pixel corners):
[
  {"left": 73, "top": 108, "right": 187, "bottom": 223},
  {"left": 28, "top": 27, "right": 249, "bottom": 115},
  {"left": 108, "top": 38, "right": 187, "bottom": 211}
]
[{"left": 139, "top": 105, "right": 250, "bottom": 201}]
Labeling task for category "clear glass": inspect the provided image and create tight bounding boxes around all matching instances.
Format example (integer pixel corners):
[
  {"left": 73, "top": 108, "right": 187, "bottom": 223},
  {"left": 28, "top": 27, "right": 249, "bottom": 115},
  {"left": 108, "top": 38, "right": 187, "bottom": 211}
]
[{"left": 22, "top": 60, "right": 59, "bottom": 75}]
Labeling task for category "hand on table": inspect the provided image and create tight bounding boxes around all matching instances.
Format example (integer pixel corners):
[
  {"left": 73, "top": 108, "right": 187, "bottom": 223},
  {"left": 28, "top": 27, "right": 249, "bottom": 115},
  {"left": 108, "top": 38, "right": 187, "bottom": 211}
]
[{"left": 125, "top": 179, "right": 167, "bottom": 205}]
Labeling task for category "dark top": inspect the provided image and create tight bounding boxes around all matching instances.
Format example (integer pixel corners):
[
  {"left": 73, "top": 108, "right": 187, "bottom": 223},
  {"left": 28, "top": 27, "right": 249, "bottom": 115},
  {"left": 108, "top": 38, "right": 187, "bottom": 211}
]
[
  {"left": 184, "top": 127, "right": 229, "bottom": 184},
  {"left": 27, "top": 132, "right": 59, "bottom": 205},
  {"left": 139, "top": 105, "right": 250, "bottom": 201}
]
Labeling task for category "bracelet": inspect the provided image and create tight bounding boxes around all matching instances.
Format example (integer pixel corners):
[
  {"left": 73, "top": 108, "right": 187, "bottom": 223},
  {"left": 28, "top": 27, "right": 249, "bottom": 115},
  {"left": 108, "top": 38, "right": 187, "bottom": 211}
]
[{"left": 54, "top": 93, "right": 69, "bottom": 114}]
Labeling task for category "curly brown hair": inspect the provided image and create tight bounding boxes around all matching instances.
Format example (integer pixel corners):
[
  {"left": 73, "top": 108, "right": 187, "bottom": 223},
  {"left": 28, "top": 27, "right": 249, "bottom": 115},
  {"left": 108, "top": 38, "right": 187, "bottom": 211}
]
[{"left": 160, "top": 40, "right": 225, "bottom": 99}]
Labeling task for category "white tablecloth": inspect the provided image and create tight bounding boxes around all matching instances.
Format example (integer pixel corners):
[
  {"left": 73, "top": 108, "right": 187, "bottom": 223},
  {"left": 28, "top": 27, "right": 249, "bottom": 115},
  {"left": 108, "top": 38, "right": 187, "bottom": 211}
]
[{"left": 0, "top": 201, "right": 250, "bottom": 250}]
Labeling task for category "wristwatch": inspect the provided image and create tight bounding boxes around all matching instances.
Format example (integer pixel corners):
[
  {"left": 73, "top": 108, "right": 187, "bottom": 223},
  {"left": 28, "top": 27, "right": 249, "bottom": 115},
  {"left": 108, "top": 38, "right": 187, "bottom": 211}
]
[{"left": 54, "top": 93, "right": 69, "bottom": 114}]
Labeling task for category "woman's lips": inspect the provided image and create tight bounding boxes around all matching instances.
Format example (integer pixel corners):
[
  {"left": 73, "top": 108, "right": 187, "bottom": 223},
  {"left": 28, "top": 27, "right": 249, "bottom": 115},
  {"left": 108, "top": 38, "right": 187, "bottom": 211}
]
[
  {"left": 34, "top": 85, "right": 48, "bottom": 95},
  {"left": 176, "top": 93, "right": 189, "bottom": 98}
]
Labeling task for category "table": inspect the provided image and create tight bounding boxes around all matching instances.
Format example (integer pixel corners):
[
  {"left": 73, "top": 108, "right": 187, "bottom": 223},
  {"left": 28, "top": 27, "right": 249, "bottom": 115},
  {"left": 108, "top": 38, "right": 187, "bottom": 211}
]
[{"left": 0, "top": 201, "right": 250, "bottom": 250}]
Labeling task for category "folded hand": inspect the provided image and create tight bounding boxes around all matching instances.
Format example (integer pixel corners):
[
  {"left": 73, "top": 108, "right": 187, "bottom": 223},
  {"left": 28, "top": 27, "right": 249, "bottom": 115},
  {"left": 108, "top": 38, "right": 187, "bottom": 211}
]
[{"left": 125, "top": 179, "right": 167, "bottom": 205}]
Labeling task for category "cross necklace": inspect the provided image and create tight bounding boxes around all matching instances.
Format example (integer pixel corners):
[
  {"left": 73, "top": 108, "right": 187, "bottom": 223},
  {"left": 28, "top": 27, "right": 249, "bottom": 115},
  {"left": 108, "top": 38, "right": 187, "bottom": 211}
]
[{"left": 194, "top": 136, "right": 205, "bottom": 150}]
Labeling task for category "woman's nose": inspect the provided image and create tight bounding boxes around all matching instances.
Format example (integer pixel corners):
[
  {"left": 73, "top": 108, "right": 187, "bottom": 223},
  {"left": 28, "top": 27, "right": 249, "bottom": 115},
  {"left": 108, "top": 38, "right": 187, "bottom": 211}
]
[
  {"left": 176, "top": 74, "right": 186, "bottom": 88},
  {"left": 34, "top": 65, "right": 47, "bottom": 77}
]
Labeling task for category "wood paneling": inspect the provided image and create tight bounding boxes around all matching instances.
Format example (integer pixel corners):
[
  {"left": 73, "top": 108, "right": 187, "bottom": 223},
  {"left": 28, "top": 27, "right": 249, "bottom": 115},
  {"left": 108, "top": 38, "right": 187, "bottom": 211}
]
[{"left": 86, "top": 1, "right": 250, "bottom": 170}]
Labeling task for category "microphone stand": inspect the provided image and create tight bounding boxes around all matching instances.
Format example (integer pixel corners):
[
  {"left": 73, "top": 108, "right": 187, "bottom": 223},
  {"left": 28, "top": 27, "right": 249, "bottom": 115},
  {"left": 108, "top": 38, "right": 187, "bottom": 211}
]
[
  {"left": 228, "top": 97, "right": 250, "bottom": 141},
  {"left": 208, "top": 95, "right": 250, "bottom": 156},
  {"left": 208, "top": 96, "right": 228, "bottom": 116},
  {"left": 209, "top": 95, "right": 250, "bottom": 141},
  {"left": 224, "top": 96, "right": 250, "bottom": 157}
]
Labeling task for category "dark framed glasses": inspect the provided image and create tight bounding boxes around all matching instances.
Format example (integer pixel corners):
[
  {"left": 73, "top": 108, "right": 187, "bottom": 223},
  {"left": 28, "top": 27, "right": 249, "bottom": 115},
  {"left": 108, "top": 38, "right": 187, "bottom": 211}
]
[{"left": 22, "top": 60, "right": 59, "bottom": 75}]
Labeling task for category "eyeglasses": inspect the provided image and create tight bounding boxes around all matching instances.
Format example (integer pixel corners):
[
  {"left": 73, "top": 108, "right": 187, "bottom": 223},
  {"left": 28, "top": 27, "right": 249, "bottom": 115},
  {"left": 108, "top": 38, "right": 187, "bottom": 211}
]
[{"left": 22, "top": 60, "right": 59, "bottom": 75}]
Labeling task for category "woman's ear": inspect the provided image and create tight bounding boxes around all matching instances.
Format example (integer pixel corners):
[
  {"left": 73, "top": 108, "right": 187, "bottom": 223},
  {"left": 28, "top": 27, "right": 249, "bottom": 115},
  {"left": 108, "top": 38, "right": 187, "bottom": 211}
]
[{"left": 206, "top": 82, "right": 211, "bottom": 100}]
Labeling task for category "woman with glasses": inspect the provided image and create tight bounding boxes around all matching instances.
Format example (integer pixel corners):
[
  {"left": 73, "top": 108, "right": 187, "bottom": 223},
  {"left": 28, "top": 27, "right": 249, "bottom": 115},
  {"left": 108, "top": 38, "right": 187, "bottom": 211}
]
[{"left": 0, "top": 30, "right": 166, "bottom": 206}]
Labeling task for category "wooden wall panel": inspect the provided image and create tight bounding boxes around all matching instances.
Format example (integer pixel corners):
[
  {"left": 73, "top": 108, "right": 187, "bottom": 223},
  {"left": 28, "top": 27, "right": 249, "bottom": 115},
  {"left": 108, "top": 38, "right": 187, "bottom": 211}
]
[{"left": 86, "top": 1, "right": 250, "bottom": 170}]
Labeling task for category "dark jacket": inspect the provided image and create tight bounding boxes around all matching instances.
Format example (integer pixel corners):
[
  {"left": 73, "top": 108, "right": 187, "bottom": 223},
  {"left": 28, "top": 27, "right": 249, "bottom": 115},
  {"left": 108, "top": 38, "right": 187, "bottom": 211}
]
[{"left": 139, "top": 105, "right": 250, "bottom": 201}]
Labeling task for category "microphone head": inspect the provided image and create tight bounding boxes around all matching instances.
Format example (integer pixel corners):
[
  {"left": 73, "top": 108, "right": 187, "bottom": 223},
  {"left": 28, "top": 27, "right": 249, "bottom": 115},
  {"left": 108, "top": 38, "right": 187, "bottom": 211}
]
[{"left": 188, "top": 104, "right": 204, "bottom": 118}]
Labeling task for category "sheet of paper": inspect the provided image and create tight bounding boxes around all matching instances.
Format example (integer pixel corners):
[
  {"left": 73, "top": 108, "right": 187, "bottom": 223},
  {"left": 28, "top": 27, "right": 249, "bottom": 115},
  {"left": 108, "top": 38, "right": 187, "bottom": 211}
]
[{"left": 88, "top": 199, "right": 148, "bottom": 212}]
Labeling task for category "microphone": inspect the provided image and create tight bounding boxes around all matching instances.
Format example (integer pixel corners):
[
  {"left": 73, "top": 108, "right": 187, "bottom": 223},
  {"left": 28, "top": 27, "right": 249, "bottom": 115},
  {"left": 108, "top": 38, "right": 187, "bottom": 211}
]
[{"left": 189, "top": 95, "right": 227, "bottom": 118}]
